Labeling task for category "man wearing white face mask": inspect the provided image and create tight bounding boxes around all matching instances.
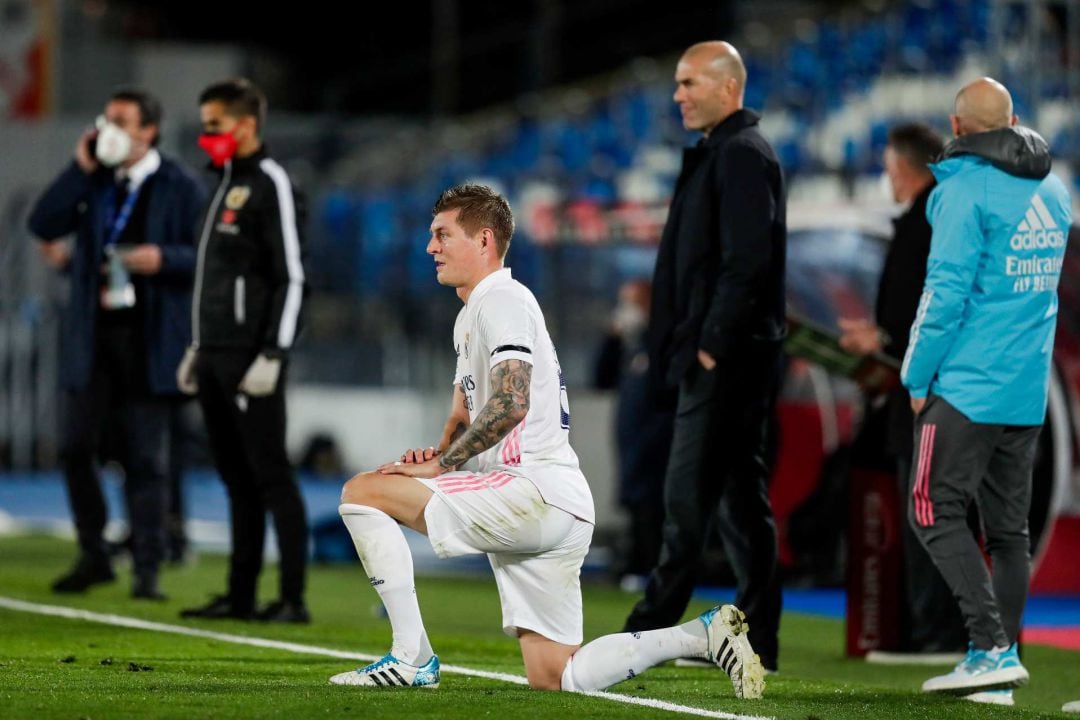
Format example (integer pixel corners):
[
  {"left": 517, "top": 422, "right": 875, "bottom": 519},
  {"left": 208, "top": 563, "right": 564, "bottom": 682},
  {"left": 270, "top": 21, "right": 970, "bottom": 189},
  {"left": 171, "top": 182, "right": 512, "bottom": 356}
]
[{"left": 28, "top": 88, "right": 207, "bottom": 600}]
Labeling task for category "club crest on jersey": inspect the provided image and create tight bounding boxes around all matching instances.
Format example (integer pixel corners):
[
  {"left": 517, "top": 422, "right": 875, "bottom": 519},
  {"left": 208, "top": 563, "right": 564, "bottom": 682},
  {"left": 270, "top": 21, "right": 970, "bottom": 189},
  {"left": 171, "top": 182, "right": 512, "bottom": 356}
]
[
  {"left": 226, "top": 186, "right": 251, "bottom": 210},
  {"left": 463, "top": 333, "right": 470, "bottom": 359}
]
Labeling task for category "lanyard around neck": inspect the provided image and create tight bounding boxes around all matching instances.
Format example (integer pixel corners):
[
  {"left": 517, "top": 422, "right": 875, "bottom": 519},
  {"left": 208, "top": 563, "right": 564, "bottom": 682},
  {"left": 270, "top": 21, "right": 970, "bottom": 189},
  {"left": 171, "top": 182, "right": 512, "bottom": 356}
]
[{"left": 103, "top": 181, "right": 144, "bottom": 248}]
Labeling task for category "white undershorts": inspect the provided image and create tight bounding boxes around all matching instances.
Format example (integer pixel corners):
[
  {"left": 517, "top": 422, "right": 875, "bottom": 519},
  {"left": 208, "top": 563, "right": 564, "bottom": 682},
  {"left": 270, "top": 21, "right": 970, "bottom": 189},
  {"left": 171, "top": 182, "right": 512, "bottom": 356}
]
[{"left": 417, "top": 469, "right": 593, "bottom": 646}]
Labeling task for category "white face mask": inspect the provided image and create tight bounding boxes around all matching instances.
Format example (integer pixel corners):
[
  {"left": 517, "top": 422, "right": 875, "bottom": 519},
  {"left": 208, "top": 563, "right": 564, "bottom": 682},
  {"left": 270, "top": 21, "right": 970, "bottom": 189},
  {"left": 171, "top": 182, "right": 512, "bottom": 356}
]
[
  {"left": 613, "top": 302, "right": 647, "bottom": 337},
  {"left": 94, "top": 115, "right": 133, "bottom": 167}
]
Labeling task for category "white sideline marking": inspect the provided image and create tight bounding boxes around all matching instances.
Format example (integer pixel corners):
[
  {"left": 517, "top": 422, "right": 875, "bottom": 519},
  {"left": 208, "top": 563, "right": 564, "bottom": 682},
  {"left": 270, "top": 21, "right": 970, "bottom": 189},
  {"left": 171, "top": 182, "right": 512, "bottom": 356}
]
[{"left": 0, "top": 595, "right": 771, "bottom": 720}]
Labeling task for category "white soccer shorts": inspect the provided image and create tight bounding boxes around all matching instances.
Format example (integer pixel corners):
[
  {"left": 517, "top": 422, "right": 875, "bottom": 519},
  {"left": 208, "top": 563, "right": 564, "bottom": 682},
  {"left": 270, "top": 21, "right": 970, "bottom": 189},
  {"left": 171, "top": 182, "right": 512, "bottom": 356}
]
[{"left": 417, "top": 469, "right": 593, "bottom": 646}]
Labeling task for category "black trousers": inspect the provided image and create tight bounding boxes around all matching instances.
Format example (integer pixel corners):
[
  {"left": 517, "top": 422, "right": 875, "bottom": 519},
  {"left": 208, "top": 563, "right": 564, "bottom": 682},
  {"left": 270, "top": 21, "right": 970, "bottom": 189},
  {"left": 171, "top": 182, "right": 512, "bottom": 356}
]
[
  {"left": 896, "top": 454, "right": 969, "bottom": 652},
  {"left": 61, "top": 321, "right": 171, "bottom": 581},
  {"left": 624, "top": 342, "right": 783, "bottom": 669},
  {"left": 166, "top": 398, "right": 193, "bottom": 559},
  {"left": 195, "top": 348, "right": 308, "bottom": 609},
  {"left": 618, "top": 500, "right": 665, "bottom": 578},
  {"left": 908, "top": 394, "right": 1039, "bottom": 651}
]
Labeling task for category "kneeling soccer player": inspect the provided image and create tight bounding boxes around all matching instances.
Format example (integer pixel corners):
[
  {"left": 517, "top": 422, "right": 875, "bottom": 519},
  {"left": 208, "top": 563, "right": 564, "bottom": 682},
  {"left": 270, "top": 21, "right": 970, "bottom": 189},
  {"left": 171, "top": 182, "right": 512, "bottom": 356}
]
[{"left": 328, "top": 184, "right": 765, "bottom": 698}]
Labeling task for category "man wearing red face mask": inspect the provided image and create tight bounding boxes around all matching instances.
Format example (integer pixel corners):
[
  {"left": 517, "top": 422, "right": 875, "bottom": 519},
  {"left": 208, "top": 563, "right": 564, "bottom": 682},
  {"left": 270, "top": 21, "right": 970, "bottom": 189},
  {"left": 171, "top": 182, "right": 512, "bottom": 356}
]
[{"left": 177, "top": 78, "right": 311, "bottom": 623}]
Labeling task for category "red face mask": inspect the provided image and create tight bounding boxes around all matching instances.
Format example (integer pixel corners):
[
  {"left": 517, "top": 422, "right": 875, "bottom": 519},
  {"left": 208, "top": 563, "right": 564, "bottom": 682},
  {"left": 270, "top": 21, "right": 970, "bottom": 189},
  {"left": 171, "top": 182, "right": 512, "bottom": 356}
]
[{"left": 198, "top": 131, "right": 239, "bottom": 167}]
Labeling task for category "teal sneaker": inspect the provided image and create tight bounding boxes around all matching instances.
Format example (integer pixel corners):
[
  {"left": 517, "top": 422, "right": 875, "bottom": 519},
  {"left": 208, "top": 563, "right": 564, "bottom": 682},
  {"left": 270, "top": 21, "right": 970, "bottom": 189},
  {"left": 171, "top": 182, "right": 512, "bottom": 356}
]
[
  {"left": 699, "top": 604, "right": 765, "bottom": 699},
  {"left": 922, "top": 643, "right": 1028, "bottom": 694},
  {"left": 964, "top": 689, "right": 1014, "bottom": 706},
  {"left": 329, "top": 653, "right": 440, "bottom": 688}
]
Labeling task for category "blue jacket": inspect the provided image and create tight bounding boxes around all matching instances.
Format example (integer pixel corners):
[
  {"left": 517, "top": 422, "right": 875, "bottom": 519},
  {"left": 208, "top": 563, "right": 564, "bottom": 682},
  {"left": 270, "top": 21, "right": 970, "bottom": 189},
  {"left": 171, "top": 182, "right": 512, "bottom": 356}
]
[
  {"left": 902, "top": 127, "right": 1073, "bottom": 425},
  {"left": 28, "top": 158, "right": 208, "bottom": 394}
]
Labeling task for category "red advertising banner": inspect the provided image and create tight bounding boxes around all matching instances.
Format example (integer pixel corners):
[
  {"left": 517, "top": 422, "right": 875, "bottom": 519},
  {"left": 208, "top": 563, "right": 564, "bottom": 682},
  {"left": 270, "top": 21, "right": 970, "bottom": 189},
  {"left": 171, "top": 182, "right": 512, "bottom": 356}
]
[
  {"left": 0, "top": 0, "right": 55, "bottom": 119},
  {"left": 846, "top": 467, "right": 902, "bottom": 656}
]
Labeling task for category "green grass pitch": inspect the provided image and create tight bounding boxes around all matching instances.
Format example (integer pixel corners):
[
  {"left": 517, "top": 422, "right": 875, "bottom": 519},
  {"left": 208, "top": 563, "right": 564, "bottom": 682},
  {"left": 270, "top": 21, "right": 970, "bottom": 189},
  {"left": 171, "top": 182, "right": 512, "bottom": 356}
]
[{"left": 0, "top": 535, "right": 1075, "bottom": 719}]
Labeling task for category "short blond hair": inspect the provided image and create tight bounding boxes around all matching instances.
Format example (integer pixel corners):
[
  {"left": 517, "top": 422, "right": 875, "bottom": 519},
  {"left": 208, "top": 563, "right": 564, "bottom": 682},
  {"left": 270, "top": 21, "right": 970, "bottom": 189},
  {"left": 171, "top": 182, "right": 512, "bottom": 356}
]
[{"left": 433, "top": 184, "right": 515, "bottom": 259}]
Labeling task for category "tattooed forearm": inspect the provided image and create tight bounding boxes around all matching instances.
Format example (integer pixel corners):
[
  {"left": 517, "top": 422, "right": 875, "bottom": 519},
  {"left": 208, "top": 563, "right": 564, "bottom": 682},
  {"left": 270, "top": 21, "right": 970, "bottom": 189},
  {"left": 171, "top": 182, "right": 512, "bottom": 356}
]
[
  {"left": 437, "top": 420, "right": 468, "bottom": 455},
  {"left": 448, "top": 421, "right": 467, "bottom": 445},
  {"left": 436, "top": 385, "right": 471, "bottom": 451},
  {"left": 439, "top": 359, "right": 531, "bottom": 469}
]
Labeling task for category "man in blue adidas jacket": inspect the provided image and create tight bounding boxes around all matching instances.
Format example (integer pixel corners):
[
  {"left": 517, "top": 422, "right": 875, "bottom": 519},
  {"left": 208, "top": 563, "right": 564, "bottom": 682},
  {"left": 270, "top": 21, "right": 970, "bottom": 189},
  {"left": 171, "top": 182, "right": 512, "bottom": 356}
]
[{"left": 902, "top": 78, "right": 1072, "bottom": 699}]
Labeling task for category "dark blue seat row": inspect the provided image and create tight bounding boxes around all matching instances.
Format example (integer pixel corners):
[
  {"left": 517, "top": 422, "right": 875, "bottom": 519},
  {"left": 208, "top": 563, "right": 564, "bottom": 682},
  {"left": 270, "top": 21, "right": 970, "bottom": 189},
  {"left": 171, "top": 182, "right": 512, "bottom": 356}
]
[{"left": 305, "top": 0, "right": 1076, "bottom": 296}]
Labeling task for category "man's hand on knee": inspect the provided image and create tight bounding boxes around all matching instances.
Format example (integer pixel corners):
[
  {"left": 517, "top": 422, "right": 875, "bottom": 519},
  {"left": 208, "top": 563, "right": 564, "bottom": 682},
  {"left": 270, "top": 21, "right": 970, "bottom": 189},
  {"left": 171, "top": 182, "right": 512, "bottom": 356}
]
[
  {"left": 376, "top": 456, "right": 452, "bottom": 479},
  {"left": 399, "top": 446, "right": 439, "bottom": 464}
]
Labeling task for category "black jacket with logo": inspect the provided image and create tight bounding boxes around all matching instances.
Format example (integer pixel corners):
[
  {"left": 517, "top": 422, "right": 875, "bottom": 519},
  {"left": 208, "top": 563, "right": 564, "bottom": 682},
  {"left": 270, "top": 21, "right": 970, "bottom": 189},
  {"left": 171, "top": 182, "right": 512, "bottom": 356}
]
[
  {"left": 649, "top": 109, "right": 787, "bottom": 385},
  {"left": 193, "top": 148, "right": 307, "bottom": 354}
]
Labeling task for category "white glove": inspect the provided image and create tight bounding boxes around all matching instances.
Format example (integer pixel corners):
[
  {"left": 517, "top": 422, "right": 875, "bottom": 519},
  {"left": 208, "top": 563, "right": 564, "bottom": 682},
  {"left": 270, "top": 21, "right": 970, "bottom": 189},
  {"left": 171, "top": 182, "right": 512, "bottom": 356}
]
[
  {"left": 238, "top": 353, "right": 282, "bottom": 397},
  {"left": 176, "top": 346, "right": 199, "bottom": 395}
]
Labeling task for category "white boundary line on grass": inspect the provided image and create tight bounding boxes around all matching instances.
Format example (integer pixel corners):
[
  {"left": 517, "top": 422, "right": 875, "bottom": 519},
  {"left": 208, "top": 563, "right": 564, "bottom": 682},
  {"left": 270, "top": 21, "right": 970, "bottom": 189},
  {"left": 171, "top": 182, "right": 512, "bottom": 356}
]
[{"left": 0, "top": 596, "right": 772, "bottom": 720}]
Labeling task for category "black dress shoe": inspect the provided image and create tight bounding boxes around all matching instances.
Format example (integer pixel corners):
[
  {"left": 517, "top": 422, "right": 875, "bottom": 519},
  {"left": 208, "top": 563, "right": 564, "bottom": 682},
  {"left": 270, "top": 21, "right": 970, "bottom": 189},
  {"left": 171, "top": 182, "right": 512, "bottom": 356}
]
[
  {"left": 107, "top": 534, "right": 133, "bottom": 559},
  {"left": 255, "top": 600, "right": 311, "bottom": 624},
  {"left": 51, "top": 556, "right": 116, "bottom": 593},
  {"left": 132, "top": 577, "right": 168, "bottom": 601},
  {"left": 179, "top": 595, "right": 254, "bottom": 620}
]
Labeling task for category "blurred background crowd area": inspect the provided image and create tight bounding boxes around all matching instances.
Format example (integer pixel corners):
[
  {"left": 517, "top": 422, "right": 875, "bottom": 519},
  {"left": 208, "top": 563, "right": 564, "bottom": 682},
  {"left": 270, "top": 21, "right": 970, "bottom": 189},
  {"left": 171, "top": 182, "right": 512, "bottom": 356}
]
[{"left": 0, "top": 0, "right": 1077, "bottom": 476}]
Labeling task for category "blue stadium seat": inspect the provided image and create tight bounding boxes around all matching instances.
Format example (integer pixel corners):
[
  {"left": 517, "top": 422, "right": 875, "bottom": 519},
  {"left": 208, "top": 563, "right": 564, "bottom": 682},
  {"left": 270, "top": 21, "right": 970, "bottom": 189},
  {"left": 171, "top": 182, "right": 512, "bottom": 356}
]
[{"left": 340, "top": 0, "right": 1057, "bottom": 292}]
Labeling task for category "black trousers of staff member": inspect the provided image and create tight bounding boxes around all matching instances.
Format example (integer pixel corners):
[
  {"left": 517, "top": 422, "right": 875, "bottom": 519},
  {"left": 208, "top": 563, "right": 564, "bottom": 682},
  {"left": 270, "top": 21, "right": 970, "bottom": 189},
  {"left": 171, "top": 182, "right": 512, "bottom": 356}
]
[
  {"left": 195, "top": 348, "right": 308, "bottom": 611},
  {"left": 624, "top": 339, "right": 783, "bottom": 670},
  {"left": 61, "top": 317, "right": 170, "bottom": 593}
]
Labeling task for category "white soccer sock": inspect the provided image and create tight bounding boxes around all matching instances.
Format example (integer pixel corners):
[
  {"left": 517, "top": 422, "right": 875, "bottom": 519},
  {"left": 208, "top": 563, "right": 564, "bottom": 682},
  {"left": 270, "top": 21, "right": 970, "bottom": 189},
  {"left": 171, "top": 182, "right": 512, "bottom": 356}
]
[
  {"left": 560, "top": 618, "right": 709, "bottom": 692},
  {"left": 339, "top": 503, "right": 433, "bottom": 665}
]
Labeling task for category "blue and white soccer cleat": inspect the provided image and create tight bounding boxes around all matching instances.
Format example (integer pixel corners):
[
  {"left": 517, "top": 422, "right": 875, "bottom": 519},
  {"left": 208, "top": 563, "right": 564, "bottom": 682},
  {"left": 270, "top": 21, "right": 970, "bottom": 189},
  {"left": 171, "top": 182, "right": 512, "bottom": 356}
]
[
  {"left": 329, "top": 653, "right": 440, "bottom": 688},
  {"left": 921, "top": 643, "right": 1028, "bottom": 694},
  {"left": 699, "top": 604, "right": 765, "bottom": 700},
  {"left": 964, "top": 689, "right": 1014, "bottom": 706}
]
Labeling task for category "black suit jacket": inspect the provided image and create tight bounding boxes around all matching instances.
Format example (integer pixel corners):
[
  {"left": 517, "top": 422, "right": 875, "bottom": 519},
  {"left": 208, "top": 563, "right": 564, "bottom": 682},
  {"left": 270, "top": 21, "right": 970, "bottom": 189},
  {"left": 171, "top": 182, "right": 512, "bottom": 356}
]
[
  {"left": 876, "top": 182, "right": 934, "bottom": 456},
  {"left": 649, "top": 109, "right": 787, "bottom": 386},
  {"left": 28, "top": 158, "right": 207, "bottom": 394}
]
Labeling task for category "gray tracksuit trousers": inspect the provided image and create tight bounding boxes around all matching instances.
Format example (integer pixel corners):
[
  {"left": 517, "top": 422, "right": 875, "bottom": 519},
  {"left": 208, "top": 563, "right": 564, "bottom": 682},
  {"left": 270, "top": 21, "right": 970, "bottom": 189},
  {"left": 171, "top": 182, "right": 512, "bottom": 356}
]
[{"left": 908, "top": 394, "right": 1041, "bottom": 651}]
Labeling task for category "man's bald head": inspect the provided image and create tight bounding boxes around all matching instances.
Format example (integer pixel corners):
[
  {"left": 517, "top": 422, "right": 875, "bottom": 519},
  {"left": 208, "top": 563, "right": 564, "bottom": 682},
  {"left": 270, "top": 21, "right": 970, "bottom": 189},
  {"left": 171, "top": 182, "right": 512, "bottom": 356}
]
[
  {"left": 952, "top": 78, "right": 1016, "bottom": 136},
  {"left": 674, "top": 41, "right": 747, "bottom": 136},
  {"left": 682, "top": 41, "right": 747, "bottom": 94}
]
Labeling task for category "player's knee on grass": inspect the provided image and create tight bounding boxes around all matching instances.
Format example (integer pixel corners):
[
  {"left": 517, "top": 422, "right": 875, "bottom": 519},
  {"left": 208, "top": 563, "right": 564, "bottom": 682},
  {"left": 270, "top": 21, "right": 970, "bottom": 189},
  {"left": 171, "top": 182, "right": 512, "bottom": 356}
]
[
  {"left": 519, "top": 630, "right": 576, "bottom": 691},
  {"left": 524, "top": 662, "right": 563, "bottom": 691}
]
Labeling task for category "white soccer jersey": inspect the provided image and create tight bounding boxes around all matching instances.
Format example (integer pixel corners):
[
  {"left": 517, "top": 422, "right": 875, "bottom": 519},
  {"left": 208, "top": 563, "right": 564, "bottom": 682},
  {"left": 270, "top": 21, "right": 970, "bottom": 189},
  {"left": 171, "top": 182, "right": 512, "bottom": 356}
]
[{"left": 452, "top": 268, "right": 594, "bottom": 523}]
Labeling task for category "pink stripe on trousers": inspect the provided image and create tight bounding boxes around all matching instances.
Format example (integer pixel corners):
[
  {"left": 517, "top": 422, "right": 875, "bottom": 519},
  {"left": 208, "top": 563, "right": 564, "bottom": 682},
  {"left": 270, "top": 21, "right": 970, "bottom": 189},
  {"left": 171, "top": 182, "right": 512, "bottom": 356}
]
[{"left": 914, "top": 423, "right": 937, "bottom": 526}]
